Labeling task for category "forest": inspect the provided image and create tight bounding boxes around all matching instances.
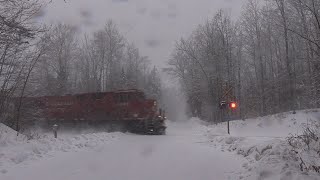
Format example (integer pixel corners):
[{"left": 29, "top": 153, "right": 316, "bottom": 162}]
[
  {"left": 0, "top": 0, "right": 162, "bottom": 130},
  {"left": 167, "top": 0, "right": 320, "bottom": 122},
  {"left": 1, "top": 0, "right": 320, "bottom": 127}
]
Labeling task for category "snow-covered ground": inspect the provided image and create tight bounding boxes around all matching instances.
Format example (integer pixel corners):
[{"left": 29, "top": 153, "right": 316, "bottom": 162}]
[
  {"left": 0, "top": 124, "right": 121, "bottom": 175},
  {"left": 0, "top": 109, "right": 319, "bottom": 180},
  {"left": 203, "top": 109, "right": 320, "bottom": 180},
  {"left": 0, "top": 121, "right": 245, "bottom": 180}
]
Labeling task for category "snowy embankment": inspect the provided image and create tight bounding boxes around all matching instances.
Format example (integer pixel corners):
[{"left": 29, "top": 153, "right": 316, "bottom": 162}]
[
  {"left": 202, "top": 109, "right": 320, "bottom": 180},
  {"left": 0, "top": 124, "right": 120, "bottom": 174},
  {"left": 1, "top": 110, "right": 319, "bottom": 180}
]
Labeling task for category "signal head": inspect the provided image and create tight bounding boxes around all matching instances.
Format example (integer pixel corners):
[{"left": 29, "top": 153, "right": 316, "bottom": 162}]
[{"left": 229, "top": 102, "right": 237, "bottom": 109}]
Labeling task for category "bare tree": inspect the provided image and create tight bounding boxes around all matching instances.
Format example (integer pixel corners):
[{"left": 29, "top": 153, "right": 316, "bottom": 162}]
[
  {"left": 0, "top": 0, "right": 44, "bottom": 126},
  {"left": 36, "top": 23, "right": 77, "bottom": 96},
  {"left": 168, "top": 0, "right": 320, "bottom": 121}
]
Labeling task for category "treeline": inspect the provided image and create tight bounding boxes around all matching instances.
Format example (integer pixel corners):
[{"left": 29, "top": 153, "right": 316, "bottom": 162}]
[
  {"left": 168, "top": 0, "right": 320, "bottom": 121},
  {"left": 0, "top": 0, "right": 161, "bottom": 129},
  {"left": 30, "top": 22, "right": 161, "bottom": 99}
]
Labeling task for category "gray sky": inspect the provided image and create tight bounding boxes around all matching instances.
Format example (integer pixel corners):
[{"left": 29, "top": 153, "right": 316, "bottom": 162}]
[{"left": 40, "top": 0, "right": 246, "bottom": 68}]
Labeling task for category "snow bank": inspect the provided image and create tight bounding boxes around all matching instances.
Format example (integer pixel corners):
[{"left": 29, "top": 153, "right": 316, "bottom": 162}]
[
  {"left": 209, "top": 136, "right": 319, "bottom": 180},
  {"left": 0, "top": 123, "right": 26, "bottom": 147},
  {"left": 0, "top": 123, "right": 121, "bottom": 174},
  {"left": 208, "top": 109, "right": 320, "bottom": 137},
  {"left": 205, "top": 109, "right": 320, "bottom": 180}
]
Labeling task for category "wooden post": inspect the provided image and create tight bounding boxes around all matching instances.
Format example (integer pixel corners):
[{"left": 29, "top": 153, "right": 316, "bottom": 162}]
[
  {"left": 53, "top": 124, "right": 58, "bottom": 138},
  {"left": 227, "top": 109, "right": 231, "bottom": 135}
]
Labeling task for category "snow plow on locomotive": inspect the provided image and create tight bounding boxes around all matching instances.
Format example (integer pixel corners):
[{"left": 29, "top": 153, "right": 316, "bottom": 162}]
[{"left": 18, "top": 89, "right": 167, "bottom": 135}]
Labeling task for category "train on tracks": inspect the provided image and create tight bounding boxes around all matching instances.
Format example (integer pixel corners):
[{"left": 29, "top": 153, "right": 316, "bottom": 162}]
[{"left": 14, "top": 89, "right": 167, "bottom": 135}]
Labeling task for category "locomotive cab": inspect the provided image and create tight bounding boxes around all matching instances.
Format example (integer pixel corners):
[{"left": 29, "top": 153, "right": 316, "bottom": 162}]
[{"left": 114, "top": 90, "right": 166, "bottom": 135}]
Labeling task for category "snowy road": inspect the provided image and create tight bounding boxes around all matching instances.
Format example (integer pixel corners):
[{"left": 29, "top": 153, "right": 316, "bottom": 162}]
[{"left": 0, "top": 122, "right": 244, "bottom": 180}]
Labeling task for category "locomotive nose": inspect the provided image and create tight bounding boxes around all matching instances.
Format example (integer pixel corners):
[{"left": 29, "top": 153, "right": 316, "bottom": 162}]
[{"left": 152, "top": 100, "right": 157, "bottom": 111}]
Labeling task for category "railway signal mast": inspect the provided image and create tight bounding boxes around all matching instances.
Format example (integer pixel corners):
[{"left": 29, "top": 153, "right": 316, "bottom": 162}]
[
  {"left": 220, "top": 100, "right": 238, "bottom": 134},
  {"left": 220, "top": 84, "right": 238, "bottom": 135}
]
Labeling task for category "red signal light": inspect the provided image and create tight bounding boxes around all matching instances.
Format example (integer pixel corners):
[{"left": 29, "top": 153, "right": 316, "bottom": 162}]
[{"left": 230, "top": 102, "right": 237, "bottom": 109}]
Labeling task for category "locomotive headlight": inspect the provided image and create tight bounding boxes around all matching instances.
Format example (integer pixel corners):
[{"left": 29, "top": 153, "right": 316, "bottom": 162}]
[{"left": 152, "top": 101, "right": 157, "bottom": 111}]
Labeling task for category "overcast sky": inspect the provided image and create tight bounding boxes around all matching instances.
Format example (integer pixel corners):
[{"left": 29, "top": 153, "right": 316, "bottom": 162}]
[{"left": 39, "top": 0, "right": 246, "bottom": 69}]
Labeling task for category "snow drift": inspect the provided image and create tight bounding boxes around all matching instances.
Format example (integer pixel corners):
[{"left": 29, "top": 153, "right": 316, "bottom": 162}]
[
  {"left": 204, "top": 109, "right": 320, "bottom": 180},
  {"left": 0, "top": 123, "right": 120, "bottom": 174},
  {"left": 1, "top": 109, "right": 320, "bottom": 180}
]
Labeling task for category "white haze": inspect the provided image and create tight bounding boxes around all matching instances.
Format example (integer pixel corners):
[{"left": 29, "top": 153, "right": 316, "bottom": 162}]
[
  {"left": 40, "top": 0, "right": 246, "bottom": 68},
  {"left": 161, "top": 84, "right": 188, "bottom": 122},
  {"left": 35, "top": 0, "right": 247, "bottom": 121}
]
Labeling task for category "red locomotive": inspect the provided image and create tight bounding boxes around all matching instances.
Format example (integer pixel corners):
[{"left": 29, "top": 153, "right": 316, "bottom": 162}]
[{"left": 19, "top": 89, "right": 166, "bottom": 135}]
